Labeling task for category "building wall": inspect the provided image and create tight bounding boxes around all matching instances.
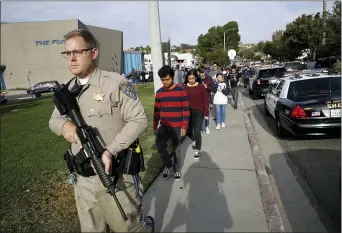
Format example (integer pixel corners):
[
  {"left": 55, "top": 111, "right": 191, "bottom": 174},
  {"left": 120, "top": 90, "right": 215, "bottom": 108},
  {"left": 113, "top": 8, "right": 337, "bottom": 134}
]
[
  {"left": 1, "top": 19, "right": 79, "bottom": 88},
  {"left": 1, "top": 19, "right": 123, "bottom": 89},
  {"left": 85, "top": 25, "right": 123, "bottom": 74}
]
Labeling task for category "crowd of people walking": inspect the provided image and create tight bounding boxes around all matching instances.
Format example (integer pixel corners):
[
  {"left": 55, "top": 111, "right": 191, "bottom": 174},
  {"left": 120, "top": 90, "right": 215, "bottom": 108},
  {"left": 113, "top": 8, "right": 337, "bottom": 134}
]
[{"left": 153, "top": 63, "right": 250, "bottom": 181}]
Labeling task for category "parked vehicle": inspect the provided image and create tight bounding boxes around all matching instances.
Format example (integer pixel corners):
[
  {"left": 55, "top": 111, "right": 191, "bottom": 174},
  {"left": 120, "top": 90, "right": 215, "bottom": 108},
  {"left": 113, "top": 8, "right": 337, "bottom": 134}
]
[
  {"left": 248, "top": 67, "right": 286, "bottom": 99},
  {"left": 264, "top": 73, "right": 341, "bottom": 138},
  {"left": 282, "top": 61, "right": 307, "bottom": 73},
  {"left": 26, "top": 81, "right": 60, "bottom": 94},
  {"left": 0, "top": 92, "right": 7, "bottom": 104}
]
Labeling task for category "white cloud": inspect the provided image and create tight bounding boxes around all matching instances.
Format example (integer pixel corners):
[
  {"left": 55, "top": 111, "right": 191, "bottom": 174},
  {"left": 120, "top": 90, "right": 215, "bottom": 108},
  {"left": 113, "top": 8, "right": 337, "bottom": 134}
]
[{"left": 1, "top": 1, "right": 333, "bottom": 49}]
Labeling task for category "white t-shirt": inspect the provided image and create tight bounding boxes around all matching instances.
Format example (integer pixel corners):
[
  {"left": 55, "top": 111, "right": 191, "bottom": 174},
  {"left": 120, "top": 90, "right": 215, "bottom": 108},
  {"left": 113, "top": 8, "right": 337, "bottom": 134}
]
[
  {"left": 213, "top": 82, "right": 228, "bottom": 105},
  {"left": 79, "top": 78, "right": 89, "bottom": 85}
]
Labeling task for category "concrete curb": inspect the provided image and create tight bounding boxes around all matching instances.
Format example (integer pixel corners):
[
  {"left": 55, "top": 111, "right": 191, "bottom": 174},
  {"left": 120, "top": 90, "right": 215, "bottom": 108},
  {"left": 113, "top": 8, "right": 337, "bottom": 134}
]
[{"left": 239, "top": 91, "right": 286, "bottom": 233}]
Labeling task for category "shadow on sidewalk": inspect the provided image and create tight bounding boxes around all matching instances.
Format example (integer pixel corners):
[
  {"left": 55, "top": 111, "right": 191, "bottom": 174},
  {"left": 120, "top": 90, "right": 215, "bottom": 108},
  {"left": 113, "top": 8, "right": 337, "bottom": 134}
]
[
  {"left": 162, "top": 151, "right": 233, "bottom": 232},
  {"left": 143, "top": 136, "right": 193, "bottom": 231},
  {"left": 269, "top": 149, "right": 341, "bottom": 233}
]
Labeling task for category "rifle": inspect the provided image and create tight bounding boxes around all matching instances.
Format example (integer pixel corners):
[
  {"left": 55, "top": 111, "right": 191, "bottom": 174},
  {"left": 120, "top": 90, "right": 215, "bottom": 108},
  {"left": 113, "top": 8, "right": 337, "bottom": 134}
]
[{"left": 52, "top": 84, "right": 128, "bottom": 221}]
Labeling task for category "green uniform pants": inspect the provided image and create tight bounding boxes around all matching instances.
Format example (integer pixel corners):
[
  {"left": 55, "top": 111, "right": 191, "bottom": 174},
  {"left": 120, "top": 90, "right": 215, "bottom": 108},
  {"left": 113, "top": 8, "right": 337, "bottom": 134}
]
[{"left": 74, "top": 174, "right": 152, "bottom": 232}]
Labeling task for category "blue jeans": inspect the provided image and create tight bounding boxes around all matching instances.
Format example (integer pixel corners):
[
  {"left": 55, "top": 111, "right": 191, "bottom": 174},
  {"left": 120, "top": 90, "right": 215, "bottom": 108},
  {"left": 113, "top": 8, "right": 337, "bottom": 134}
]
[{"left": 215, "top": 104, "right": 226, "bottom": 125}]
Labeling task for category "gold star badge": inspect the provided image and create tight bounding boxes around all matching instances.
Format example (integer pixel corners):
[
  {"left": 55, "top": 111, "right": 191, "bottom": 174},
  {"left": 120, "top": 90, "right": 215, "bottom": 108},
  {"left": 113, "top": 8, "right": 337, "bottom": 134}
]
[{"left": 93, "top": 91, "right": 105, "bottom": 102}]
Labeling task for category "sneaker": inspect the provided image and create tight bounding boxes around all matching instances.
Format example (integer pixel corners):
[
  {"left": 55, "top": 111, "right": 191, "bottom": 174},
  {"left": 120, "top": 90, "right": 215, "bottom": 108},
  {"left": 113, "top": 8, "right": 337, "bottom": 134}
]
[
  {"left": 205, "top": 126, "right": 210, "bottom": 134},
  {"left": 216, "top": 125, "right": 221, "bottom": 130},
  {"left": 174, "top": 171, "right": 181, "bottom": 181},
  {"left": 192, "top": 141, "right": 196, "bottom": 150},
  {"left": 221, "top": 122, "right": 226, "bottom": 128},
  {"left": 162, "top": 167, "right": 172, "bottom": 180},
  {"left": 194, "top": 150, "right": 200, "bottom": 159}
]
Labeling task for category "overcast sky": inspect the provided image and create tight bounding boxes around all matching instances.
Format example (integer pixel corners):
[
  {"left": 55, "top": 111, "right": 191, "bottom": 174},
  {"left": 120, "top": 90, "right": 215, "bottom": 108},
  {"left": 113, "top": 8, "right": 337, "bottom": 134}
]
[{"left": 2, "top": 1, "right": 333, "bottom": 49}]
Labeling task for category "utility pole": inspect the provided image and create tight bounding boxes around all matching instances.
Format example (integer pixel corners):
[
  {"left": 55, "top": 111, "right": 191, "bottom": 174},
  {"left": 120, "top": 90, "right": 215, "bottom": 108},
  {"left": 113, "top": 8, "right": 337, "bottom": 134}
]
[
  {"left": 322, "top": 0, "right": 327, "bottom": 45},
  {"left": 168, "top": 38, "right": 171, "bottom": 66},
  {"left": 148, "top": 1, "right": 163, "bottom": 94}
]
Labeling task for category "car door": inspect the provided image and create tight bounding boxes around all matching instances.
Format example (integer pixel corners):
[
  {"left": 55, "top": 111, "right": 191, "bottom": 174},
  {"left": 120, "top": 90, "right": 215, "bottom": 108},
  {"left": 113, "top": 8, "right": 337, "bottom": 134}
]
[
  {"left": 265, "top": 81, "right": 277, "bottom": 114},
  {"left": 249, "top": 71, "right": 258, "bottom": 91},
  {"left": 269, "top": 80, "right": 285, "bottom": 117}
]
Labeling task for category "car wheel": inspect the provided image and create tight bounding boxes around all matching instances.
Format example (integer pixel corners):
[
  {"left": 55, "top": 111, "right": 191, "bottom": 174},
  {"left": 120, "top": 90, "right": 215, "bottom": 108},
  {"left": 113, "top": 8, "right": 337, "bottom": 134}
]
[
  {"left": 264, "top": 100, "right": 270, "bottom": 116},
  {"left": 49, "top": 88, "right": 54, "bottom": 92},
  {"left": 276, "top": 116, "right": 286, "bottom": 138}
]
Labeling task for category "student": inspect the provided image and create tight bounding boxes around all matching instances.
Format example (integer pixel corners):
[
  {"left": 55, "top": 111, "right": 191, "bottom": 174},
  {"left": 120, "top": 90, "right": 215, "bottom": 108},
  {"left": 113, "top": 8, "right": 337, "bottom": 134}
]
[
  {"left": 183, "top": 69, "right": 209, "bottom": 159},
  {"left": 197, "top": 66, "right": 213, "bottom": 134},
  {"left": 212, "top": 73, "right": 229, "bottom": 129},
  {"left": 153, "top": 65, "right": 190, "bottom": 180}
]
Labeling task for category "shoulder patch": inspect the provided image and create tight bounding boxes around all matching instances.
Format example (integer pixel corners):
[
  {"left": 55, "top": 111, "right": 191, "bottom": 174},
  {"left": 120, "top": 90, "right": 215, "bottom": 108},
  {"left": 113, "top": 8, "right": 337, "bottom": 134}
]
[{"left": 119, "top": 80, "right": 137, "bottom": 100}]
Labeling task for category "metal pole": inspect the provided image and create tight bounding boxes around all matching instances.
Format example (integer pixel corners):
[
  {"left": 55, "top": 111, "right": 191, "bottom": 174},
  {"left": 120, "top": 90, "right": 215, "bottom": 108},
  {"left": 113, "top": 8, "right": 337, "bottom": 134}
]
[
  {"left": 148, "top": 1, "right": 163, "bottom": 94},
  {"left": 224, "top": 33, "right": 226, "bottom": 51}
]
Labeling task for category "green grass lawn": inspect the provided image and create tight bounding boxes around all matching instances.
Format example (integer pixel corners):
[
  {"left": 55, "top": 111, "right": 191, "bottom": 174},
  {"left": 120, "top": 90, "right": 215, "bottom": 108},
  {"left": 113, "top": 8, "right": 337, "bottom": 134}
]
[{"left": 0, "top": 84, "right": 163, "bottom": 232}]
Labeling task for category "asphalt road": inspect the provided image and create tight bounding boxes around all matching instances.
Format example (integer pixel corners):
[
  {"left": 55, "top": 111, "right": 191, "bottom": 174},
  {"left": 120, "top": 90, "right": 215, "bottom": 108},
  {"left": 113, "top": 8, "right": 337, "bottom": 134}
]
[{"left": 240, "top": 88, "right": 341, "bottom": 232}]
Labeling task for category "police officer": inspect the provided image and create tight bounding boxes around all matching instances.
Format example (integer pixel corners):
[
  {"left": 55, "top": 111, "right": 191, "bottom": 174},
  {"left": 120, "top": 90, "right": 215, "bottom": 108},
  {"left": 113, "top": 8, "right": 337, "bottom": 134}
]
[{"left": 49, "top": 29, "right": 153, "bottom": 232}]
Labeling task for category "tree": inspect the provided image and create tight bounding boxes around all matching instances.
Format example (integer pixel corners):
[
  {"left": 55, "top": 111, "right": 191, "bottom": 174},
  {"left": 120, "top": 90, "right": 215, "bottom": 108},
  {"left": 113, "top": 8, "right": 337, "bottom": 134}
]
[
  {"left": 196, "top": 21, "right": 241, "bottom": 65},
  {"left": 180, "top": 43, "right": 196, "bottom": 50},
  {"left": 145, "top": 45, "right": 151, "bottom": 54},
  {"left": 262, "top": 29, "right": 301, "bottom": 61},
  {"left": 254, "top": 54, "right": 262, "bottom": 61},
  {"left": 238, "top": 48, "right": 255, "bottom": 60},
  {"left": 255, "top": 41, "right": 266, "bottom": 53},
  {"left": 283, "top": 13, "right": 323, "bottom": 60},
  {"left": 262, "top": 41, "right": 274, "bottom": 57},
  {"left": 317, "top": 0, "right": 341, "bottom": 58}
]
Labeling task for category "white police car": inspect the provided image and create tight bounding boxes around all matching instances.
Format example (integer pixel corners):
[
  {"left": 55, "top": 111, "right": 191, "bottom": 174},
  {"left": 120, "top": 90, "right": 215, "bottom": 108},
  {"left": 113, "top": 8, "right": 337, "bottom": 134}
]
[{"left": 264, "top": 73, "right": 341, "bottom": 138}]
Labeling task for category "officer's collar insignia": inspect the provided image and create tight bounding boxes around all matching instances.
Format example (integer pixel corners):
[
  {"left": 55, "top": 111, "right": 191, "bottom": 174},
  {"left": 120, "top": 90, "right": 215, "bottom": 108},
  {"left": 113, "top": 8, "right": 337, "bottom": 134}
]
[
  {"left": 93, "top": 91, "right": 105, "bottom": 102},
  {"left": 120, "top": 81, "right": 137, "bottom": 100}
]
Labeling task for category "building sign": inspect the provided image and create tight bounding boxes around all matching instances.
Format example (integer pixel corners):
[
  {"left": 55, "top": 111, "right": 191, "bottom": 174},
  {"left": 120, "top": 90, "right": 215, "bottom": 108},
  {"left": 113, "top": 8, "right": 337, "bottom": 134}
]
[{"left": 35, "top": 39, "right": 65, "bottom": 46}]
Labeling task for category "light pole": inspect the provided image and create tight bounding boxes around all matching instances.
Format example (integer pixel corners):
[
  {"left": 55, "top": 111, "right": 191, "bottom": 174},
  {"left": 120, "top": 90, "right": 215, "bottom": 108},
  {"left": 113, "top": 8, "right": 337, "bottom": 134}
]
[
  {"left": 148, "top": 1, "right": 163, "bottom": 94},
  {"left": 224, "top": 28, "right": 237, "bottom": 51},
  {"left": 322, "top": 0, "right": 327, "bottom": 45}
]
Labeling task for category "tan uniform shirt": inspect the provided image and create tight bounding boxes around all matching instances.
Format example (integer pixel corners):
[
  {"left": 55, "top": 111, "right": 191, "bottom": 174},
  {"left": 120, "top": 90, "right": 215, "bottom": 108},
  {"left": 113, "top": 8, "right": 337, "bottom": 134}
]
[{"left": 49, "top": 68, "right": 147, "bottom": 156}]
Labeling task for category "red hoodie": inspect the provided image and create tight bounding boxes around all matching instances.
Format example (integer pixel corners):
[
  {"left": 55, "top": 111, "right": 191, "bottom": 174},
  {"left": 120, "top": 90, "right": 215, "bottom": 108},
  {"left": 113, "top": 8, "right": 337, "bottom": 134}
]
[{"left": 183, "top": 83, "right": 209, "bottom": 116}]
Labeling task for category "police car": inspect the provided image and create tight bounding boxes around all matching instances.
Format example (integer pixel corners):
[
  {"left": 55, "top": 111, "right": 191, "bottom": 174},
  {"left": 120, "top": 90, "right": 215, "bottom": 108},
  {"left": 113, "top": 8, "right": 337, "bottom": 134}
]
[{"left": 264, "top": 73, "right": 341, "bottom": 138}]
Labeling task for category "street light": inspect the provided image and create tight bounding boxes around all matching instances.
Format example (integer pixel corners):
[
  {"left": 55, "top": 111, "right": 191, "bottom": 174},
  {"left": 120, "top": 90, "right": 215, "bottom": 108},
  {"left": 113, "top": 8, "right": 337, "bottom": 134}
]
[{"left": 224, "top": 28, "right": 237, "bottom": 51}]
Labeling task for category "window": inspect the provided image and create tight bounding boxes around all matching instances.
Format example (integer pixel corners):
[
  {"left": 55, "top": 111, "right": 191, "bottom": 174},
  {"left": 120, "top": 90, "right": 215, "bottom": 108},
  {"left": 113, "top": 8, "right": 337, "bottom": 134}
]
[
  {"left": 331, "top": 76, "right": 341, "bottom": 98},
  {"left": 271, "top": 79, "right": 281, "bottom": 89},
  {"left": 259, "top": 68, "right": 286, "bottom": 79},
  {"left": 285, "top": 62, "right": 306, "bottom": 70},
  {"left": 287, "top": 78, "right": 331, "bottom": 101},
  {"left": 273, "top": 80, "right": 285, "bottom": 96}
]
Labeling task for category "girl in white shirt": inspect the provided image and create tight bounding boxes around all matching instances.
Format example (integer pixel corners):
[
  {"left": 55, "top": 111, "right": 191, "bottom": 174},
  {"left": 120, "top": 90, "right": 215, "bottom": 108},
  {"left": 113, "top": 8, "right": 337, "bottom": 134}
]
[{"left": 212, "top": 73, "right": 230, "bottom": 129}]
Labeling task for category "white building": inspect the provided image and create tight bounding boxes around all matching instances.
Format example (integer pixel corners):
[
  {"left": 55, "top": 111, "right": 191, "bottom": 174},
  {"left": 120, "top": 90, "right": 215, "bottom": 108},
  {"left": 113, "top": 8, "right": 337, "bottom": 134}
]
[{"left": 144, "top": 52, "right": 197, "bottom": 71}]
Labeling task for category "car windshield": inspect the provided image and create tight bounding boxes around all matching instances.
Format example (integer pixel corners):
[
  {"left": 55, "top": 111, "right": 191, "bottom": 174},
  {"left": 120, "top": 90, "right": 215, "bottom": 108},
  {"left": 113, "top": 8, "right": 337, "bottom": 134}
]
[
  {"left": 259, "top": 68, "right": 285, "bottom": 79},
  {"left": 287, "top": 76, "right": 341, "bottom": 101},
  {"left": 285, "top": 62, "right": 306, "bottom": 70}
]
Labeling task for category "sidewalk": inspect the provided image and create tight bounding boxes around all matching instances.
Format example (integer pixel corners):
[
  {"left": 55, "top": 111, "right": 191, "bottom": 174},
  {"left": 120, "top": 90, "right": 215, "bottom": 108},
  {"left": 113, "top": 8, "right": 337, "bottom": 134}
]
[{"left": 142, "top": 94, "right": 269, "bottom": 232}]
